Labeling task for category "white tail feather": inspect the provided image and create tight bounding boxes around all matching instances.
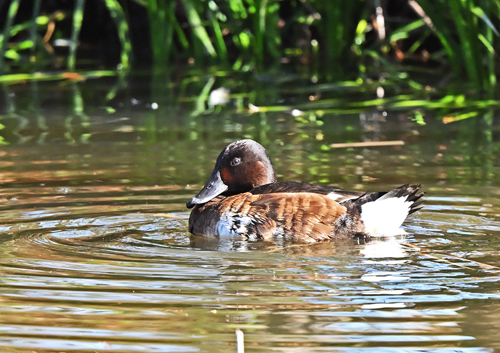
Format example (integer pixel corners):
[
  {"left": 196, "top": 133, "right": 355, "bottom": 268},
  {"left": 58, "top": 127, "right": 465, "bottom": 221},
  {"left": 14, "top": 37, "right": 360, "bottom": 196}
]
[{"left": 360, "top": 195, "right": 414, "bottom": 237}]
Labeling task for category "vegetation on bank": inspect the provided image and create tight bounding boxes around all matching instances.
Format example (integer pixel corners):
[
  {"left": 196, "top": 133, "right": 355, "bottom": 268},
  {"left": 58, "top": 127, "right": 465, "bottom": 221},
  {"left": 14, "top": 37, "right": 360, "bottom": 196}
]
[{"left": 0, "top": 0, "right": 499, "bottom": 123}]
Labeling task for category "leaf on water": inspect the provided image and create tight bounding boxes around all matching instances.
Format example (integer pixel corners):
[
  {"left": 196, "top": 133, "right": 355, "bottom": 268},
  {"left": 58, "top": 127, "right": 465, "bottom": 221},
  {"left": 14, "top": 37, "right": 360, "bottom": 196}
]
[
  {"left": 442, "top": 111, "right": 479, "bottom": 124},
  {"left": 412, "top": 112, "right": 426, "bottom": 126},
  {"left": 61, "top": 72, "right": 85, "bottom": 81},
  {"left": 330, "top": 141, "right": 405, "bottom": 149}
]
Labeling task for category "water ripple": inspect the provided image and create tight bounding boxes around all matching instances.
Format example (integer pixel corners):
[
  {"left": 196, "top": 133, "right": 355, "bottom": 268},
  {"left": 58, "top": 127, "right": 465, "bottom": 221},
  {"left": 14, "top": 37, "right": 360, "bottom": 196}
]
[{"left": 0, "top": 184, "right": 499, "bottom": 352}]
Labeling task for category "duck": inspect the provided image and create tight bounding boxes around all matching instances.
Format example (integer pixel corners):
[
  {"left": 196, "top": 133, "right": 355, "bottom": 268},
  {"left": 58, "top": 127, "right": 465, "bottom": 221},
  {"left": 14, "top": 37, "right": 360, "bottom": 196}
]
[{"left": 186, "top": 139, "right": 423, "bottom": 243}]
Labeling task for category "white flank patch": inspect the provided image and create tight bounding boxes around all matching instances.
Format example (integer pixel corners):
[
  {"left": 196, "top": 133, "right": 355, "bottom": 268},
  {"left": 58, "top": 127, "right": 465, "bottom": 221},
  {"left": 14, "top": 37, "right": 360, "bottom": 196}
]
[
  {"left": 217, "top": 213, "right": 253, "bottom": 236},
  {"left": 326, "top": 192, "right": 344, "bottom": 201},
  {"left": 360, "top": 196, "right": 413, "bottom": 237},
  {"left": 327, "top": 192, "right": 358, "bottom": 202}
]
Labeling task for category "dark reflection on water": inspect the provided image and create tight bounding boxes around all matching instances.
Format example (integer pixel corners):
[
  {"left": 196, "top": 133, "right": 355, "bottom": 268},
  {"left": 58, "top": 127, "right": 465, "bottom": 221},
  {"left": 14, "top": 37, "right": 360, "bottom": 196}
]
[{"left": 0, "top": 76, "right": 500, "bottom": 352}]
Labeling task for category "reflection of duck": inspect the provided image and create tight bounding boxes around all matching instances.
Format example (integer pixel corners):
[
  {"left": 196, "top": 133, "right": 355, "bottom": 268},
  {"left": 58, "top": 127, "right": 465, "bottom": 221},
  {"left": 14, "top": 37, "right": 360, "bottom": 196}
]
[{"left": 187, "top": 139, "right": 423, "bottom": 243}]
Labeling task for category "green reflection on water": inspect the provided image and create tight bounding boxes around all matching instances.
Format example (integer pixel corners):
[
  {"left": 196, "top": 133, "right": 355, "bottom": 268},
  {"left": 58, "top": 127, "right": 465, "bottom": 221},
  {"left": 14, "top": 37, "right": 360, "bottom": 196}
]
[
  {"left": 0, "top": 70, "right": 500, "bottom": 353},
  {"left": 0, "top": 70, "right": 499, "bottom": 190}
]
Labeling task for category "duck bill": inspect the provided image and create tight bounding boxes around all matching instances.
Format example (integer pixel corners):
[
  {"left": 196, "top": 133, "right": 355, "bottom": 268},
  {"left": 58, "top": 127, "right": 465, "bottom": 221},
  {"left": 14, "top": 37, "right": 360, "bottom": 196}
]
[{"left": 186, "top": 170, "right": 228, "bottom": 209}]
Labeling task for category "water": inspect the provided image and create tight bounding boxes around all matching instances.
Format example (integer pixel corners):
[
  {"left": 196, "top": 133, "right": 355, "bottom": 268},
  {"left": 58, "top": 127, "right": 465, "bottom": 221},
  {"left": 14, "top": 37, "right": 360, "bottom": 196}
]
[{"left": 1, "top": 74, "right": 500, "bottom": 352}]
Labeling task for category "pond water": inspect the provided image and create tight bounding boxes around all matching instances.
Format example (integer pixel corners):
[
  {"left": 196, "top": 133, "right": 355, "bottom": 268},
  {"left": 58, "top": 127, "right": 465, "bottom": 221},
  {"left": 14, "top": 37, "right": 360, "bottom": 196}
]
[{"left": 0, "top": 73, "right": 500, "bottom": 352}]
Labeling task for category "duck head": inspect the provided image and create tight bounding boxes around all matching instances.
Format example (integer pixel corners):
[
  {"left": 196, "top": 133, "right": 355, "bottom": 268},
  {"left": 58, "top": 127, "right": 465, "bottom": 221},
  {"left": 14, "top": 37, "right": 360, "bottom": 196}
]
[{"left": 186, "top": 139, "right": 276, "bottom": 208}]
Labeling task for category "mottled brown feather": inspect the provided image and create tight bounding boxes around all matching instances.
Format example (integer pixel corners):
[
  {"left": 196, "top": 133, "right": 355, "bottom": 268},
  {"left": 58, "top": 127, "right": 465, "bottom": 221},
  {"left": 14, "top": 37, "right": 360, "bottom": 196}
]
[{"left": 189, "top": 192, "right": 347, "bottom": 243}]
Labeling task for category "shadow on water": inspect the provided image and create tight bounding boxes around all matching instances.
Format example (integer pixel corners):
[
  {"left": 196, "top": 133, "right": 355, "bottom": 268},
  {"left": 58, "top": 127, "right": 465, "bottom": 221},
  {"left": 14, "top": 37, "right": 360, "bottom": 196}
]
[{"left": 0, "top": 71, "right": 500, "bottom": 351}]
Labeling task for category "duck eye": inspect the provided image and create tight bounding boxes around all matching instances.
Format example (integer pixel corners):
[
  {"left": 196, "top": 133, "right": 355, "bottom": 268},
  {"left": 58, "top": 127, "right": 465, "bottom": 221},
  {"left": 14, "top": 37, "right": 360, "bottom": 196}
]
[{"left": 230, "top": 157, "right": 241, "bottom": 166}]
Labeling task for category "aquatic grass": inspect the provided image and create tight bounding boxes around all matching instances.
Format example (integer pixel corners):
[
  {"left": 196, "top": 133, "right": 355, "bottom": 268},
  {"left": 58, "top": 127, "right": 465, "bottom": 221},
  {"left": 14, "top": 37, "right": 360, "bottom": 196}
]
[
  {"left": 1, "top": 0, "right": 130, "bottom": 75},
  {"left": 0, "top": 11, "right": 66, "bottom": 73},
  {"left": 146, "top": 0, "right": 282, "bottom": 69},
  {"left": 171, "top": 65, "right": 500, "bottom": 122},
  {"left": 29, "top": 0, "right": 42, "bottom": 55},
  {"left": 0, "top": 0, "right": 21, "bottom": 74},
  {"left": 146, "top": 0, "right": 177, "bottom": 67},
  {"left": 68, "top": 0, "right": 131, "bottom": 71},
  {"left": 64, "top": 82, "right": 90, "bottom": 144},
  {"left": 183, "top": 0, "right": 217, "bottom": 61},
  {"left": 30, "top": 80, "right": 48, "bottom": 133},
  {"left": 412, "top": 0, "right": 499, "bottom": 94},
  {"left": 146, "top": 0, "right": 216, "bottom": 66},
  {"left": 316, "top": 0, "right": 365, "bottom": 75},
  {"left": 2, "top": 0, "right": 500, "bottom": 120},
  {"left": 248, "top": 92, "right": 500, "bottom": 117},
  {"left": 1, "top": 13, "right": 50, "bottom": 41},
  {"left": 0, "top": 70, "right": 117, "bottom": 84},
  {"left": 207, "top": 1, "right": 228, "bottom": 65},
  {"left": 0, "top": 2, "right": 47, "bottom": 63},
  {"left": 102, "top": 0, "right": 132, "bottom": 71},
  {"left": 2, "top": 1, "right": 498, "bottom": 77},
  {"left": 67, "top": 0, "right": 85, "bottom": 71}
]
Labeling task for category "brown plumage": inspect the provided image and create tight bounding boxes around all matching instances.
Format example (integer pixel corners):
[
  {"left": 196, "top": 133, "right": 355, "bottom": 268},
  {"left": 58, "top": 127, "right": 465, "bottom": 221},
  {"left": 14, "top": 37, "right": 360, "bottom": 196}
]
[
  {"left": 190, "top": 192, "right": 359, "bottom": 243},
  {"left": 187, "top": 139, "right": 424, "bottom": 242}
]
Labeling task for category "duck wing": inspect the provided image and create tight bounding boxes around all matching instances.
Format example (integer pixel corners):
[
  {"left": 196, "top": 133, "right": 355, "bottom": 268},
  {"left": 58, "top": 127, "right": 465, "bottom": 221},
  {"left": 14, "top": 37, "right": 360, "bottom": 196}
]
[
  {"left": 189, "top": 192, "right": 348, "bottom": 243},
  {"left": 250, "top": 181, "right": 362, "bottom": 203}
]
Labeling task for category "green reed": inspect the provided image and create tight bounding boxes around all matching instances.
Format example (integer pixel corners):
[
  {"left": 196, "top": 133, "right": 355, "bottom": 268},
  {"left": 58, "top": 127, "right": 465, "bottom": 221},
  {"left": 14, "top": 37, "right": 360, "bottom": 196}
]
[
  {"left": 146, "top": 0, "right": 176, "bottom": 67},
  {"left": 0, "top": 0, "right": 21, "bottom": 74},
  {"left": 145, "top": 0, "right": 281, "bottom": 69},
  {"left": 1, "top": 0, "right": 130, "bottom": 73},
  {"left": 29, "top": 0, "right": 42, "bottom": 56},
  {"left": 102, "top": 0, "right": 131, "bottom": 71},
  {"left": 134, "top": 0, "right": 500, "bottom": 94},
  {"left": 412, "top": 0, "right": 499, "bottom": 95},
  {"left": 1, "top": 0, "right": 499, "bottom": 101},
  {"left": 67, "top": 0, "right": 85, "bottom": 71}
]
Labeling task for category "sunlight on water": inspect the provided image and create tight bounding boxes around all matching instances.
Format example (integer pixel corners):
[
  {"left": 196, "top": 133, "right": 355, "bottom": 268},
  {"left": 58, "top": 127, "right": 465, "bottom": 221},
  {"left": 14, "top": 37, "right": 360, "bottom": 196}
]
[
  {"left": 1, "top": 80, "right": 500, "bottom": 352},
  {"left": 1, "top": 177, "right": 500, "bottom": 352}
]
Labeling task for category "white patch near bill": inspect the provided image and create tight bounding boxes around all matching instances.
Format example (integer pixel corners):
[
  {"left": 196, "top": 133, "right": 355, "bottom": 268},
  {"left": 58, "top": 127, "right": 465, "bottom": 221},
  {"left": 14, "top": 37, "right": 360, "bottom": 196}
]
[{"left": 360, "top": 196, "right": 412, "bottom": 237}]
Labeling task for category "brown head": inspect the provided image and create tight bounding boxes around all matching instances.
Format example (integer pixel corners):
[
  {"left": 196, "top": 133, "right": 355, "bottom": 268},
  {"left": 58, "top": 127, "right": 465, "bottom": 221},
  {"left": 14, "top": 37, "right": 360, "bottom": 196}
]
[{"left": 186, "top": 139, "right": 277, "bottom": 208}]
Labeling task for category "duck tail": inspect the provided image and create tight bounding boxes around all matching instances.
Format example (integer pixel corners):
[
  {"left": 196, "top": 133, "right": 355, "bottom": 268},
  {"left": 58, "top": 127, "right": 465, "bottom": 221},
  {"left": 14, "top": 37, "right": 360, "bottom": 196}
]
[{"left": 337, "top": 184, "right": 424, "bottom": 238}]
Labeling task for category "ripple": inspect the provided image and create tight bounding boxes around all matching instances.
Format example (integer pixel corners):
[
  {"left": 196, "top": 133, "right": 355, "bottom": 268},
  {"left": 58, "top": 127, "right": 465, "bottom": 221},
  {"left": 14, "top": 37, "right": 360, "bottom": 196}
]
[{"left": 0, "top": 184, "right": 499, "bottom": 352}]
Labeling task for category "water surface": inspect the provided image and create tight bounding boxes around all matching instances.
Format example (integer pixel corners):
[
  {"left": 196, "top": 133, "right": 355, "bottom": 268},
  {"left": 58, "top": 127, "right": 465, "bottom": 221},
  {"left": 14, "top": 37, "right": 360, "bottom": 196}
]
[{"left": 0, "top": 74, "right": 500, "bottom": 352}]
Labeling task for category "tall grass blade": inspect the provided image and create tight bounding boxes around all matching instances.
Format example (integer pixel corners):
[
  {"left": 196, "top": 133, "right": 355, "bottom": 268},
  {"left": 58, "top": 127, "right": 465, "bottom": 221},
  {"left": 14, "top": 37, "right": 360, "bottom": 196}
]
[
  {"left": 470, "top": 6, "right": 499, "bottom": 36},
  {"left": 207, "top": 2, "right": 228, "bottom": 64},
  {"left": 102, "top": 0, "right": 132, "bottom": 71},
  {"left": 324, "top": 1, "right": 341, "bottom": 64},
  {"left": 0, "top": 0, "right": 21, "bottom": 74},
  {"left": 448, "top": 0, "right": 497, "bottom": 90},
  {"left": 255, "top": 0, "right": 269, "bottom": 65},
  {"left": 30, "top": 0, "right": 42, "bottom": 55},
  {"left": 147, "top": 0, "right": 173, "bottom": 67},
  {"left": 31, "top": 80, "right": 48, "bottom": 131},
  {"left": 479, "top": 0, "right": 496, "bottom": 93},
  {"left": 183, "top": 0, "right": 217, "bottom": 60},
  {"left": 414, "top": 0, "right": 461, "bottom": 76},
  {"left": 317, "top": 0, "right": 363, "bottom": 77},
  {"left": 390, "top": 19, "right": 426, "bottom": 42},
  {"left": 68, "top": 0, "right": 85, "bottom": 71}
]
